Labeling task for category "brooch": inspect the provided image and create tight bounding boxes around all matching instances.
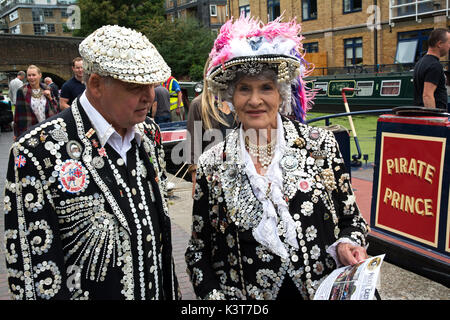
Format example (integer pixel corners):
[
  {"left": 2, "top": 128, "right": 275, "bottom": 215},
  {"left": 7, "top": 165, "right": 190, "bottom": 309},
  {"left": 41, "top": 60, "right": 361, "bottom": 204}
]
[{"left": 58, "top": 159, "right": 89, "bottom": 193}]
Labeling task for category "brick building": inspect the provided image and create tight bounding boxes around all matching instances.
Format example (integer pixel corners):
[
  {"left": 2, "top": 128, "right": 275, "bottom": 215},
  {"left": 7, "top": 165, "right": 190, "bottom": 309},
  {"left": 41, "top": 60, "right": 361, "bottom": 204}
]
[
  {"left": 227, "top": 0, "right": 450, "bottom": 71},
  {"left": 0, "top": 0, "right": 78, "bottom": 37},
  {"left": 165, "top": 0, "right": 229, "bottom": 31}
]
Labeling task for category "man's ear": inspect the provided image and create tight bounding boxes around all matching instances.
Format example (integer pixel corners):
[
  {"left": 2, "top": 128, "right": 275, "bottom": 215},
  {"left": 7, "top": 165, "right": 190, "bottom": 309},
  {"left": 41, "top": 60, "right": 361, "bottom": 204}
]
[{"left": 87, "top": 74, "right": 103, "bottom": 99}]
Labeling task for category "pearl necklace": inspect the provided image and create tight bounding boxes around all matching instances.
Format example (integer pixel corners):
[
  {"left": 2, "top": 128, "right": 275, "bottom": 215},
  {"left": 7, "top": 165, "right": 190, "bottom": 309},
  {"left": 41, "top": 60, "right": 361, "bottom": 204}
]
[{"left": 244, "top": 135, "right": 276, "bottom": 169}]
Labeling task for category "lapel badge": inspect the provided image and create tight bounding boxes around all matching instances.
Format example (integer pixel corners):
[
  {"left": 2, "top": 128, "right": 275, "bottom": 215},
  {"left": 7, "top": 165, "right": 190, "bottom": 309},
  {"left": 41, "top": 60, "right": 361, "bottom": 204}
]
[
  {"left": 91, "top": 139, "right": 99, "bottom": 148},
  {"left": 59, "top": 159, "right": 89, "bottom": 194},
  {"left": 66, "top": 140, "right": 83, "bottom": 160},
  {"left": 40, "top": 131, "right": 48, "bottom": 142},
  {"left": 280, "top": 155, "right": 299, "bottom": 172},
  {"left": 50, "top": 128, "right": 68, "bottom": 143},
  {"left": 27, "top": 138, "right": 38, "bottom": 148},
  {"left": 98, "top": 147, "right": 107, "bottom": 157},
  {"left": 299, "top": 178, "right": 312, "bottom": 193},
  {"left": 294, "top": 137, "right": 306, "bottom": 148},
  {"left": 44, "top": 158, "right": 52, "bottom": 169},
  {"left": 92, "top": 156, "right": 105, "bottom": 169},
  {"left": 14, "top": 155, "right": 26, "bottom": 168},
  {"left": 309, "top": 129, "right": 320, "bottom": 140},
  {"left": 86, "top": 128, "right": 95, "bottom": 139}
]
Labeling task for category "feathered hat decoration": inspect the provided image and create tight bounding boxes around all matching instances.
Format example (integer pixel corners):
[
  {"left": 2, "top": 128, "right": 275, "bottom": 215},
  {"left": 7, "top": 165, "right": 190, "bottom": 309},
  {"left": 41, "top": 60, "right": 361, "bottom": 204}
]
[{"left": 206, "top": 15, "right": 315, "bottom": 122}]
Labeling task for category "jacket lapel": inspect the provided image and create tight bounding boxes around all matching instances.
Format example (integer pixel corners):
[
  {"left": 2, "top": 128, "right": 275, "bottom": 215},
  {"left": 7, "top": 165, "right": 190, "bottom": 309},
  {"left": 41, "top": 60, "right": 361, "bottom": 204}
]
[{"left": 72, "top": 99, "right": 132, "bottom": 235}]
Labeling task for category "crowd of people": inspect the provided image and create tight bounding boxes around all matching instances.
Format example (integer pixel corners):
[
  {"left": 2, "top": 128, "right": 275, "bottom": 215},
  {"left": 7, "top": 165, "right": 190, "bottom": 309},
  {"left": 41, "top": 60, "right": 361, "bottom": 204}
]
[{"left": 2, "top": 18, "right": 448, "bottom": 301}]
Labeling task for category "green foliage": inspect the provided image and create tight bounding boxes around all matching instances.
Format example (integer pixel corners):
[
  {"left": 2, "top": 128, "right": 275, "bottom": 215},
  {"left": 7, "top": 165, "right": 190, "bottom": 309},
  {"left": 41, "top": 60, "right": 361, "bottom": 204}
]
[
  {"left": 140, "top": 18, "right": 215, "bottom": 80},
  {"left": 73, "top": 0, "right": 215, "bottom": 80},
  {"left": 73, "top": 0, "right": 165, "bottom": 37}
]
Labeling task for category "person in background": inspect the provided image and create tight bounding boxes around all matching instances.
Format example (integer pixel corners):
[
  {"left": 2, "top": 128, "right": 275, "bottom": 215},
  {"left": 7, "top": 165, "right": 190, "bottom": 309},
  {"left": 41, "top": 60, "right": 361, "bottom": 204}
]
[
  {"left": 8, "top": 70, "right": 25, "bottom": 106},
  {"left": 60, "top": 57, "right": 86, "bottom": 110},
  {"left": 162, "top": 75, "right": 184, "bottom": 121},
  {"left": 13, "top": 65, "right": 58, "bottom": 139},
  {"left": 413, "top": 28, "right": 450, "bottom": 111},
  {"left": 44, "top": 76, "right": 60, "bottom": 103},
  {"left": 151, "top": 84, "right": 171, "bottom": 124},
  {"left": 185, "top": 16, "right": 368, "bottom": 300},
  {"left": 186, "top": 59, "right": 238, "bottom": 197}
]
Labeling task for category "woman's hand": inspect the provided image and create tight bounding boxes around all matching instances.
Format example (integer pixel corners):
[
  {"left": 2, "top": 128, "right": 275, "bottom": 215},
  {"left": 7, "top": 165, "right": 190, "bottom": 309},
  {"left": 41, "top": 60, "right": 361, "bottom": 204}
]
[
  {"left": 43, "top": 89, "right": 52, "bottom": 100},
  {"left": 337, "top": 242, "right": 368, "bottom": 266}
]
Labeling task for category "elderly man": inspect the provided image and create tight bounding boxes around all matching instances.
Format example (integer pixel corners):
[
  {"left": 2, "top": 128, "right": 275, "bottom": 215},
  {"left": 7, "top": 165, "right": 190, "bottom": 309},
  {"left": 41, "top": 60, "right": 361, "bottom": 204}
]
[
  {"left": 4, "top": 25, "right": 180, "bottom": 300},
  {"left": 8, "top": 71, "right": 25, "bottom": 106}
]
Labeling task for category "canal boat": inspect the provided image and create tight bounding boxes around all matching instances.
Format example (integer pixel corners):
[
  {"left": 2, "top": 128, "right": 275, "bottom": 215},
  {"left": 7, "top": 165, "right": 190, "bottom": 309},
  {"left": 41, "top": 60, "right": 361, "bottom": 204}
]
[{"left": 306, "top": 71, "right": 414, "bottom": 112}]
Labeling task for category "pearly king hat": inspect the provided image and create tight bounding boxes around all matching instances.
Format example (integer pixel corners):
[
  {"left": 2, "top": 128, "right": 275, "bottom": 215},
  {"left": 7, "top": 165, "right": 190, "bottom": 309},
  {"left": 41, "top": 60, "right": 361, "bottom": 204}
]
[
  {"left": 79, "top": 25, "right": 171, "bottom": 84},
  {"left": 206, "top": 16, "right": 315, "bottom": 122}
]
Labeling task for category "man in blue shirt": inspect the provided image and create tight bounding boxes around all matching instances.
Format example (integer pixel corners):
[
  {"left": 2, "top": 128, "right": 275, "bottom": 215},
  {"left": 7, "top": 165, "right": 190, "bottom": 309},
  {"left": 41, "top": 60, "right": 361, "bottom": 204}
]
[{"left": 60, "top": 57, "right": 86, "bottom": 110}]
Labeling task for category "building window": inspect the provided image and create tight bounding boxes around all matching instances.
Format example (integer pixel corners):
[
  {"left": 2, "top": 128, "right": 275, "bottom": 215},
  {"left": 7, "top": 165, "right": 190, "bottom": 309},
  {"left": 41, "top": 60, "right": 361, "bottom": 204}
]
[
  {"left": 267, "top": 0, "right": 280, "bottom": 22},
  {"left": 344, "top": 37, "right": 363, "bottom": 66},
  {"left": 395, "top": 29, "right": 433, "bottom": 63},
  {"left": 239, "top": 5, "right": 250, "bottom": 17},
  {"left": 304, "top": 42, "right": 319, "bottom": 53},
  {"left": 33, "top": 23, "right": 46, "bottom": 35},
  {"left": 32, "top": 9, "right": 44, "bottom": 22},
  {"left": 343, "top": 0, "right": 362, "bottom": 13},
  {"left": 43, "top": 9, "right": 53, "bottom": 18},
  {"left": 9, "top": 10, "right": 19, "bottom": 22},
  {"left": 61, "top": 9, "right": 69, "bottom": 18},
  {"left": 10, "top": 25, "right": 20, "bottom": 34},
  {"left": 47, "top": 24, "right": 55, "bottom": 33},
  {"left": 302, "top": 0, "right": 317, "bottom": 21},
  {"left": 210, "top": 4, "right": 217, "bottom": 16}
]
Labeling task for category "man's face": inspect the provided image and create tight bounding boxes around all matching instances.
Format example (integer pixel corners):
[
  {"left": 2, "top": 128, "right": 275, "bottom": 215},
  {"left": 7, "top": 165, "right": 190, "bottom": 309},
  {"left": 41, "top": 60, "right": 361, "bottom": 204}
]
[
  {"left": 73, "top": 60, "right": 84, "bottom": 79},
  {"left": 439, "top": 32, "right": 450, "bottom": 58},
  {"left": 98, "top": 77, "right": 155, "bottom": 132}
]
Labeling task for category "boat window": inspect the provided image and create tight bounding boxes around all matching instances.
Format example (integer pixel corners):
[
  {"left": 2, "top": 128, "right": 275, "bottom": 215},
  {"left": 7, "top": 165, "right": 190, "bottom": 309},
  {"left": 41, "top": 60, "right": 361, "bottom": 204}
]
[
  {"left": 380, "top": 80, "right": 401, "bottom": 96},
  {"left": 356, "top": 81, "right": 374, "bottom": 96},
  {"left": 314, "top": 82, "right": 328, "bottom": 96}
]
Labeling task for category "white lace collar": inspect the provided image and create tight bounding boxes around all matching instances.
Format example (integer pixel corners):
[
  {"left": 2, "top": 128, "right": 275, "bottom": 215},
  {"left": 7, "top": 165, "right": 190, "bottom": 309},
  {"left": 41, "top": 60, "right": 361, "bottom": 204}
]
[{"left": 238, "top": 114, "right": 299, "bottom": 259}]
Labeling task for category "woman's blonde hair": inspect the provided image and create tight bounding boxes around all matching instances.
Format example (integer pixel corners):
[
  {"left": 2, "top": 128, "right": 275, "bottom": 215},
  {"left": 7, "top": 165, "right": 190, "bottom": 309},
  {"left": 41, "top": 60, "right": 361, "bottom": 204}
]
[
  {"left": 200, "top": 58, "right": 233, "bottom": 130},
  {"left": 27, "top": 65, "right": 42, "bottom": 75}
]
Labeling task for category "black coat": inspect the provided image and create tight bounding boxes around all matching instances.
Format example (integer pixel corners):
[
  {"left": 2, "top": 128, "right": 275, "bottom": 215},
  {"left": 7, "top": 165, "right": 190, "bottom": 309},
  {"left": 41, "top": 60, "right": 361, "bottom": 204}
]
[
  {"left": 185, "top": 116, "right": 369, "bottom": 300},
  {"left": 4, "top": 99, "right": 180, "bottom": 300}
]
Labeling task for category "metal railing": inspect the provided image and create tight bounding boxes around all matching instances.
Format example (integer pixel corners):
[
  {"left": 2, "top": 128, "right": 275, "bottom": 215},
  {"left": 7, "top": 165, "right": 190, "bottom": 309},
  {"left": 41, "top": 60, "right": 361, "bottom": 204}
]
[{"left": 389, "top": 0, "right": 449, "bottom": 25}]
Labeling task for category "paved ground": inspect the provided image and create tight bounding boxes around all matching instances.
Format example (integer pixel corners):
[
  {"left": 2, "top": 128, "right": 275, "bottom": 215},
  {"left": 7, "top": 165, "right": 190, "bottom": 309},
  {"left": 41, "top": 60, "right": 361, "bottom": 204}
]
[{"left": 0, "top": 129, "right": 448, "bottom": 300}]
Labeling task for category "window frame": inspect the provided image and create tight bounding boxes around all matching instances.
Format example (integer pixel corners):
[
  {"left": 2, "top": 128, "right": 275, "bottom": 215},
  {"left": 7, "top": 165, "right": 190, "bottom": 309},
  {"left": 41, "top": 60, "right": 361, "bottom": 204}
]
[
  {"left": 344, "top": 37, "right": 363, "bottom": 66},
  {"left": 380, "top": 80, "right": 402, "bottom": 97},
  {"left": 302, "top": 0, "right": 317, "bottom": 21},
  {"left": 343, "top": 0, "right": 362, "bottom": 14},
  {"left": 267, "top": 0, "right": 280, "bottom": 22},
  {"left": 356, "top": 81, "right": 374, "bottom": 96},
  {"left": 304, "top": 42, "right": 319, "bottom": 53},
  {"left": 239, "top": 5, "right": 250, "bottom": 18},
  {"left": 314, "top": 81, "right": 328, "bottom": 96},
  {"left": 210, "top": 4, "right": 217, "bottom": 17}
]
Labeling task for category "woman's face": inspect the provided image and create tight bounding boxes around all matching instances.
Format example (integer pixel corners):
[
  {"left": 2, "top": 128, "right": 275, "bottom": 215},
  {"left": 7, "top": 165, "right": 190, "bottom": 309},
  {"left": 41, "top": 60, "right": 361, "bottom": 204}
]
[
  {"left": 27, "top": 68, "right": 42, "bottom": 87},
  {"left": 232, "top": 76, "right": 281, "bottom": 131}
]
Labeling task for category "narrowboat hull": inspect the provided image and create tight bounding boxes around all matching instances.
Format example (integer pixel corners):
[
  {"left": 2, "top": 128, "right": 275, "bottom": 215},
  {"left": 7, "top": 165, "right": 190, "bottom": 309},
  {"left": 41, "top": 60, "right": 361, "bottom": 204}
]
[{"left": 306, "top": 71, "right": 414, "bottom": 112}]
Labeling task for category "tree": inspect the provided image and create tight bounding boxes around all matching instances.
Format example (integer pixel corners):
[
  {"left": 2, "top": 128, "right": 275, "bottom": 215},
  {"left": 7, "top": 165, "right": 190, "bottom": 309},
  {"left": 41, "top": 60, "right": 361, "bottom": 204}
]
[
  {"left": 74, "top": 0, "right": 165, "bottom": 37},
  {"left": 140, "top": 18, "right": 216, "bottom": 80}
]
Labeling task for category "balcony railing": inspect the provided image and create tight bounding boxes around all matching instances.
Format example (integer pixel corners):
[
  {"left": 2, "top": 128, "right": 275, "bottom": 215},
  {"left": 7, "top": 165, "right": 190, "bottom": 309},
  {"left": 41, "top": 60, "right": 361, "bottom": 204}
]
[{"left": 389, "top": 0, "right": 449, "bottom": 25}]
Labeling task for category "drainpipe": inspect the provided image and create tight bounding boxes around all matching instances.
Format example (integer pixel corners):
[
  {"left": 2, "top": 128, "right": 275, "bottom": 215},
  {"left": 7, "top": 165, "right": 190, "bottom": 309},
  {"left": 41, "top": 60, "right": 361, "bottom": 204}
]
[{"left": 374, "top": 0, "right": 379, "bottom": 72}]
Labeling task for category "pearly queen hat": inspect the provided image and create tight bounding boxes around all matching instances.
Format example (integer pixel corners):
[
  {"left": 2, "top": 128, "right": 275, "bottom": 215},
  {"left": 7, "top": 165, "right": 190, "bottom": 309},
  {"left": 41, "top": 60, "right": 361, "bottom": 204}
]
[
  {"left": 79, "top": 25, "right": 171, "bottom": 84},
  {"left": 206, "top": 16, "right": 315, "bottom": 122}
]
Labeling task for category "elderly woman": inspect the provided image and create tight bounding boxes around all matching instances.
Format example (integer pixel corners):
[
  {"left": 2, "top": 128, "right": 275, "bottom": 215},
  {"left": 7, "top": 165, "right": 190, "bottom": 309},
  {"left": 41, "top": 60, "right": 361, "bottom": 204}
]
[
  {"left": 14, "top": 65, "right": 58, "bottom": 139},
  {"left": 185, "top": 17, "right": 369, "bottom": 300}
]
